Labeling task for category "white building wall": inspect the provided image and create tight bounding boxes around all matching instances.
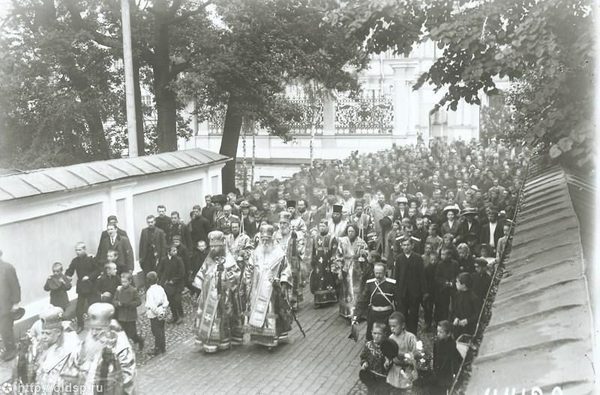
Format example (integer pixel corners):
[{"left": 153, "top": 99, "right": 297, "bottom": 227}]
[{"left": 0, "top": 163, "right": 225, "bottom": 323}]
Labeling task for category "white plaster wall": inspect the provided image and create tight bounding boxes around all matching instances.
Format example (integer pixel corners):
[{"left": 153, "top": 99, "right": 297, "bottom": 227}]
[{"left": 0, "top": 163, "right": 225, "bottom": 322}]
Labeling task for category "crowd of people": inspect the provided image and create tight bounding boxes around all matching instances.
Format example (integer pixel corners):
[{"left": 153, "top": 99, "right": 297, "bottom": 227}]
[{"left": 0, "top": 137, "right": 527, "bottom": 394}]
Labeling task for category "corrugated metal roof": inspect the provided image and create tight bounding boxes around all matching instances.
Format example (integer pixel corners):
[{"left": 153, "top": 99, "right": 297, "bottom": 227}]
[
  {"left": 0, "top": 148, "right": 229, "bottom": 202},
  {"left": 466, "top": 166, "right": 594, "bottom": 394}
]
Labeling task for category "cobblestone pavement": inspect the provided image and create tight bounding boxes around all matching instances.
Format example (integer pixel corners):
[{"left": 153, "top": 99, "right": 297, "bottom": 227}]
[
  {"left": 136, "top": 290, "right": 436, "bottom": 395},
  {"left": 1, "top": 290, "right": 436, "bottom": 394},
  {"left": 136, "top": 291, "right": 366, "bottom": 394}
]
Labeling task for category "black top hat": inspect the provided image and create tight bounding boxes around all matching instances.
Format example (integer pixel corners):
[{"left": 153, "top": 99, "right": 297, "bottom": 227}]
[
  {"left": 332, "top": 204, "right": 343, "bottom": 213},
  {"left": 286, "top": 200, "right": 297, "bottom": 208}
]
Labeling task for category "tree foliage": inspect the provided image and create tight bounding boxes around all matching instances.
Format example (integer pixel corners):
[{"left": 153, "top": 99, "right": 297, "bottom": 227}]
[
  {"left": 178, "top": 0, "right": 369, "bottom": 192},
  {"left": 334, "top": 0, "right": 594, "bottom": 173},
  {"left": 0, "top": 0, "right": 122, "bottom": 169}
]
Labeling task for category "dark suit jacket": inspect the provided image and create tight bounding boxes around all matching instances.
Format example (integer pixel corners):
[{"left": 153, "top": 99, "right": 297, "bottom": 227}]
[
  {"left": 0, "top": 259, "right": 20, "bottom": 315},
  {"left": 157, "top": 255, "right": 186, "bottom": 294},
  {"left": 394, "top": 252, "right": 427, "bottom": 301},
  {"left": 456, "top": 219, "right": 481, "bottom": 244},
  {"left": 440, "top": 221, "right": 460, "bottom": 237},
  {"left": 202, "top": 205, "right": 215, "bottom": 222},
  {"left": 155, "top": 215, "right": 171, "bottom": 235},
  {"left": 139, "top": 227, "right": 167, "bottom": 271},
  {"left": 480, "top": 220, "right": 505, "bottom": 249},
  {"left": 98, "top": 228, "right": 128, "bottom": 251},
  {"left": 190, "top": 216, "right": 210, "bottom": 244},
  {"left": 66, "top": 255, "right": 101, "bottom": 295},
  {"left": 96, "top": 234, "right": 134, "bottom": 273}
]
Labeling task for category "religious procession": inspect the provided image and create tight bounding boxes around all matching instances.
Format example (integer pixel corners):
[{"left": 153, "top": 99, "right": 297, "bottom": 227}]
[
  {"left": 1, "top": 0, "right": 594, "bottom": 391},
  {"left": 0, "top": 136, "right": 529, "bottom": 394}
]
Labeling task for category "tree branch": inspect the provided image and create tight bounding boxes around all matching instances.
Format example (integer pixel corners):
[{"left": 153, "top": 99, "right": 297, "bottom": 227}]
[
  {"left": 170, "top": 61, "right": 190, "bottom": 78},
  {"left": 63, "top": 0, "right": 122, "bottom": 49},
  {"left": 169, "top": 1, "right": 213, "bottom": 24}
]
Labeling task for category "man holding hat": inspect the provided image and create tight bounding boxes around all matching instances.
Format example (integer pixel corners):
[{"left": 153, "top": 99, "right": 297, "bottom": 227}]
[
  {"left": 34, "top": 306, "right": 80, "bottom": 394},
  {"left": 71, "top": 303, "right": 136, "bottom": 394},
  {"left": 193, "top": 231, "right": 241, "bottom": 352},
  {"left": 247, "top": 225, "right": 293, "bottom": 349}
]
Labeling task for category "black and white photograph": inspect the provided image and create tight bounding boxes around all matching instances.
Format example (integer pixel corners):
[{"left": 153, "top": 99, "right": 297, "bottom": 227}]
[{"left": 0, "top": 0, "right": 597, "bottom": 393}]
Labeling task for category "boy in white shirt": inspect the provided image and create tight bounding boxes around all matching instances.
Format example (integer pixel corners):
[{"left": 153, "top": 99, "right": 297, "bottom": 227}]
[{"left": 145, "top": 271, "right": 169, "bottom": 356}]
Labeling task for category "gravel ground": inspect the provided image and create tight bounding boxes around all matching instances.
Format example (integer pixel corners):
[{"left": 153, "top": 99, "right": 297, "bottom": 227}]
[{"left": 134, "top": 290, "right": 197, "bottom": 367}]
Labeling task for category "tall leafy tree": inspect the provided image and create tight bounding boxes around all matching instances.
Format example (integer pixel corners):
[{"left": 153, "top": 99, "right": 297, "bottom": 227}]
[
  {"left": 179, "top": 0, "right": 369, "bottom": 192},
  {"left": 334, "top": 0, "right": 594, "bottom": 173},
  {"left": 0, "top": 0, "right": 122, "bottom": 169}
]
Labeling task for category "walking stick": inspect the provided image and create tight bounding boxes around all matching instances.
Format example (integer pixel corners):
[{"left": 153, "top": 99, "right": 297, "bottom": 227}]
[{"left": 284, "top": 296, "right": 306, "bottom": 338}]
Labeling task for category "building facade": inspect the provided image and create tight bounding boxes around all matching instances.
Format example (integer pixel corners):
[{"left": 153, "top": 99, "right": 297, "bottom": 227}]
[{"left": 179, "top": 42, "right": 482, "bottom": 182}]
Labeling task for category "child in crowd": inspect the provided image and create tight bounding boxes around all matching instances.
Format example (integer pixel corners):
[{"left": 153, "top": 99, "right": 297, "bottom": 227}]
[
  {"left": 386, "top": 312, "right": 418, "bottom": 393},
  {"left": 145, "top": 271, "right": 169, "bottom": 356},
  {"left": 97, "top": 260, "right": 120, "bottom": 304},
  {"left": 114, "top": 272, "right": 144, "bottom": 351},
  {"left": 426, "top": 224, "right": 443, "bottom": 254},
  {"left": 431, "top": 320, "right": 462, "bottom": 395},
  {"left": 359, "top": 322, "right": 389, "bottom": 394},
  {"left": 43, "top": 262, "right": 72, "bottom": 312},
  {"left": 450, "top": 273, "right": 482, "bottom": 338},
  {"left": 471, "top": 258, "right": 492, "bottom": 302}
]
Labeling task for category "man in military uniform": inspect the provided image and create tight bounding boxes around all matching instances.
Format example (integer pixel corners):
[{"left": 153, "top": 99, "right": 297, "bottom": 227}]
[
  {"left": 69, "top": 303, "right": 136, "bottom": 394},
  {"left": 215, "top": 204, "right": 240, "bottom": 235},
  {"left": 353, "top": 262, "right": 397, "bottom": 341},
  {"left": 193, "top": 231, "right": 241, "bottom": 352}
]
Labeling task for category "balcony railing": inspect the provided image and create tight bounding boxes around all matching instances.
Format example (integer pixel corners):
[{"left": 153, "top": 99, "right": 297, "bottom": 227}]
[
  {"left": 204, "top": 95, "right": 393, "bottom": 136},
  {"left": 334, "top": 96, "right": 393, "bottom": 135}
]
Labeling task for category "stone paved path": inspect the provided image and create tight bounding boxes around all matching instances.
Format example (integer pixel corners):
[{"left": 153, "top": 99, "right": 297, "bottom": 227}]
[{"left": 137, "top": 293, "right": 366, "bottom": 395}]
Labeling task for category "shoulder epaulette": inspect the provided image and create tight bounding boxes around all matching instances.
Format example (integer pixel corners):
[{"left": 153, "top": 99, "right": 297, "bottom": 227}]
[
  {"left": 366, "top": 278, "right": 376, "bottom": 283},
  {"left": 385, "top": 278, "right": 396, "bottom": 284}
]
